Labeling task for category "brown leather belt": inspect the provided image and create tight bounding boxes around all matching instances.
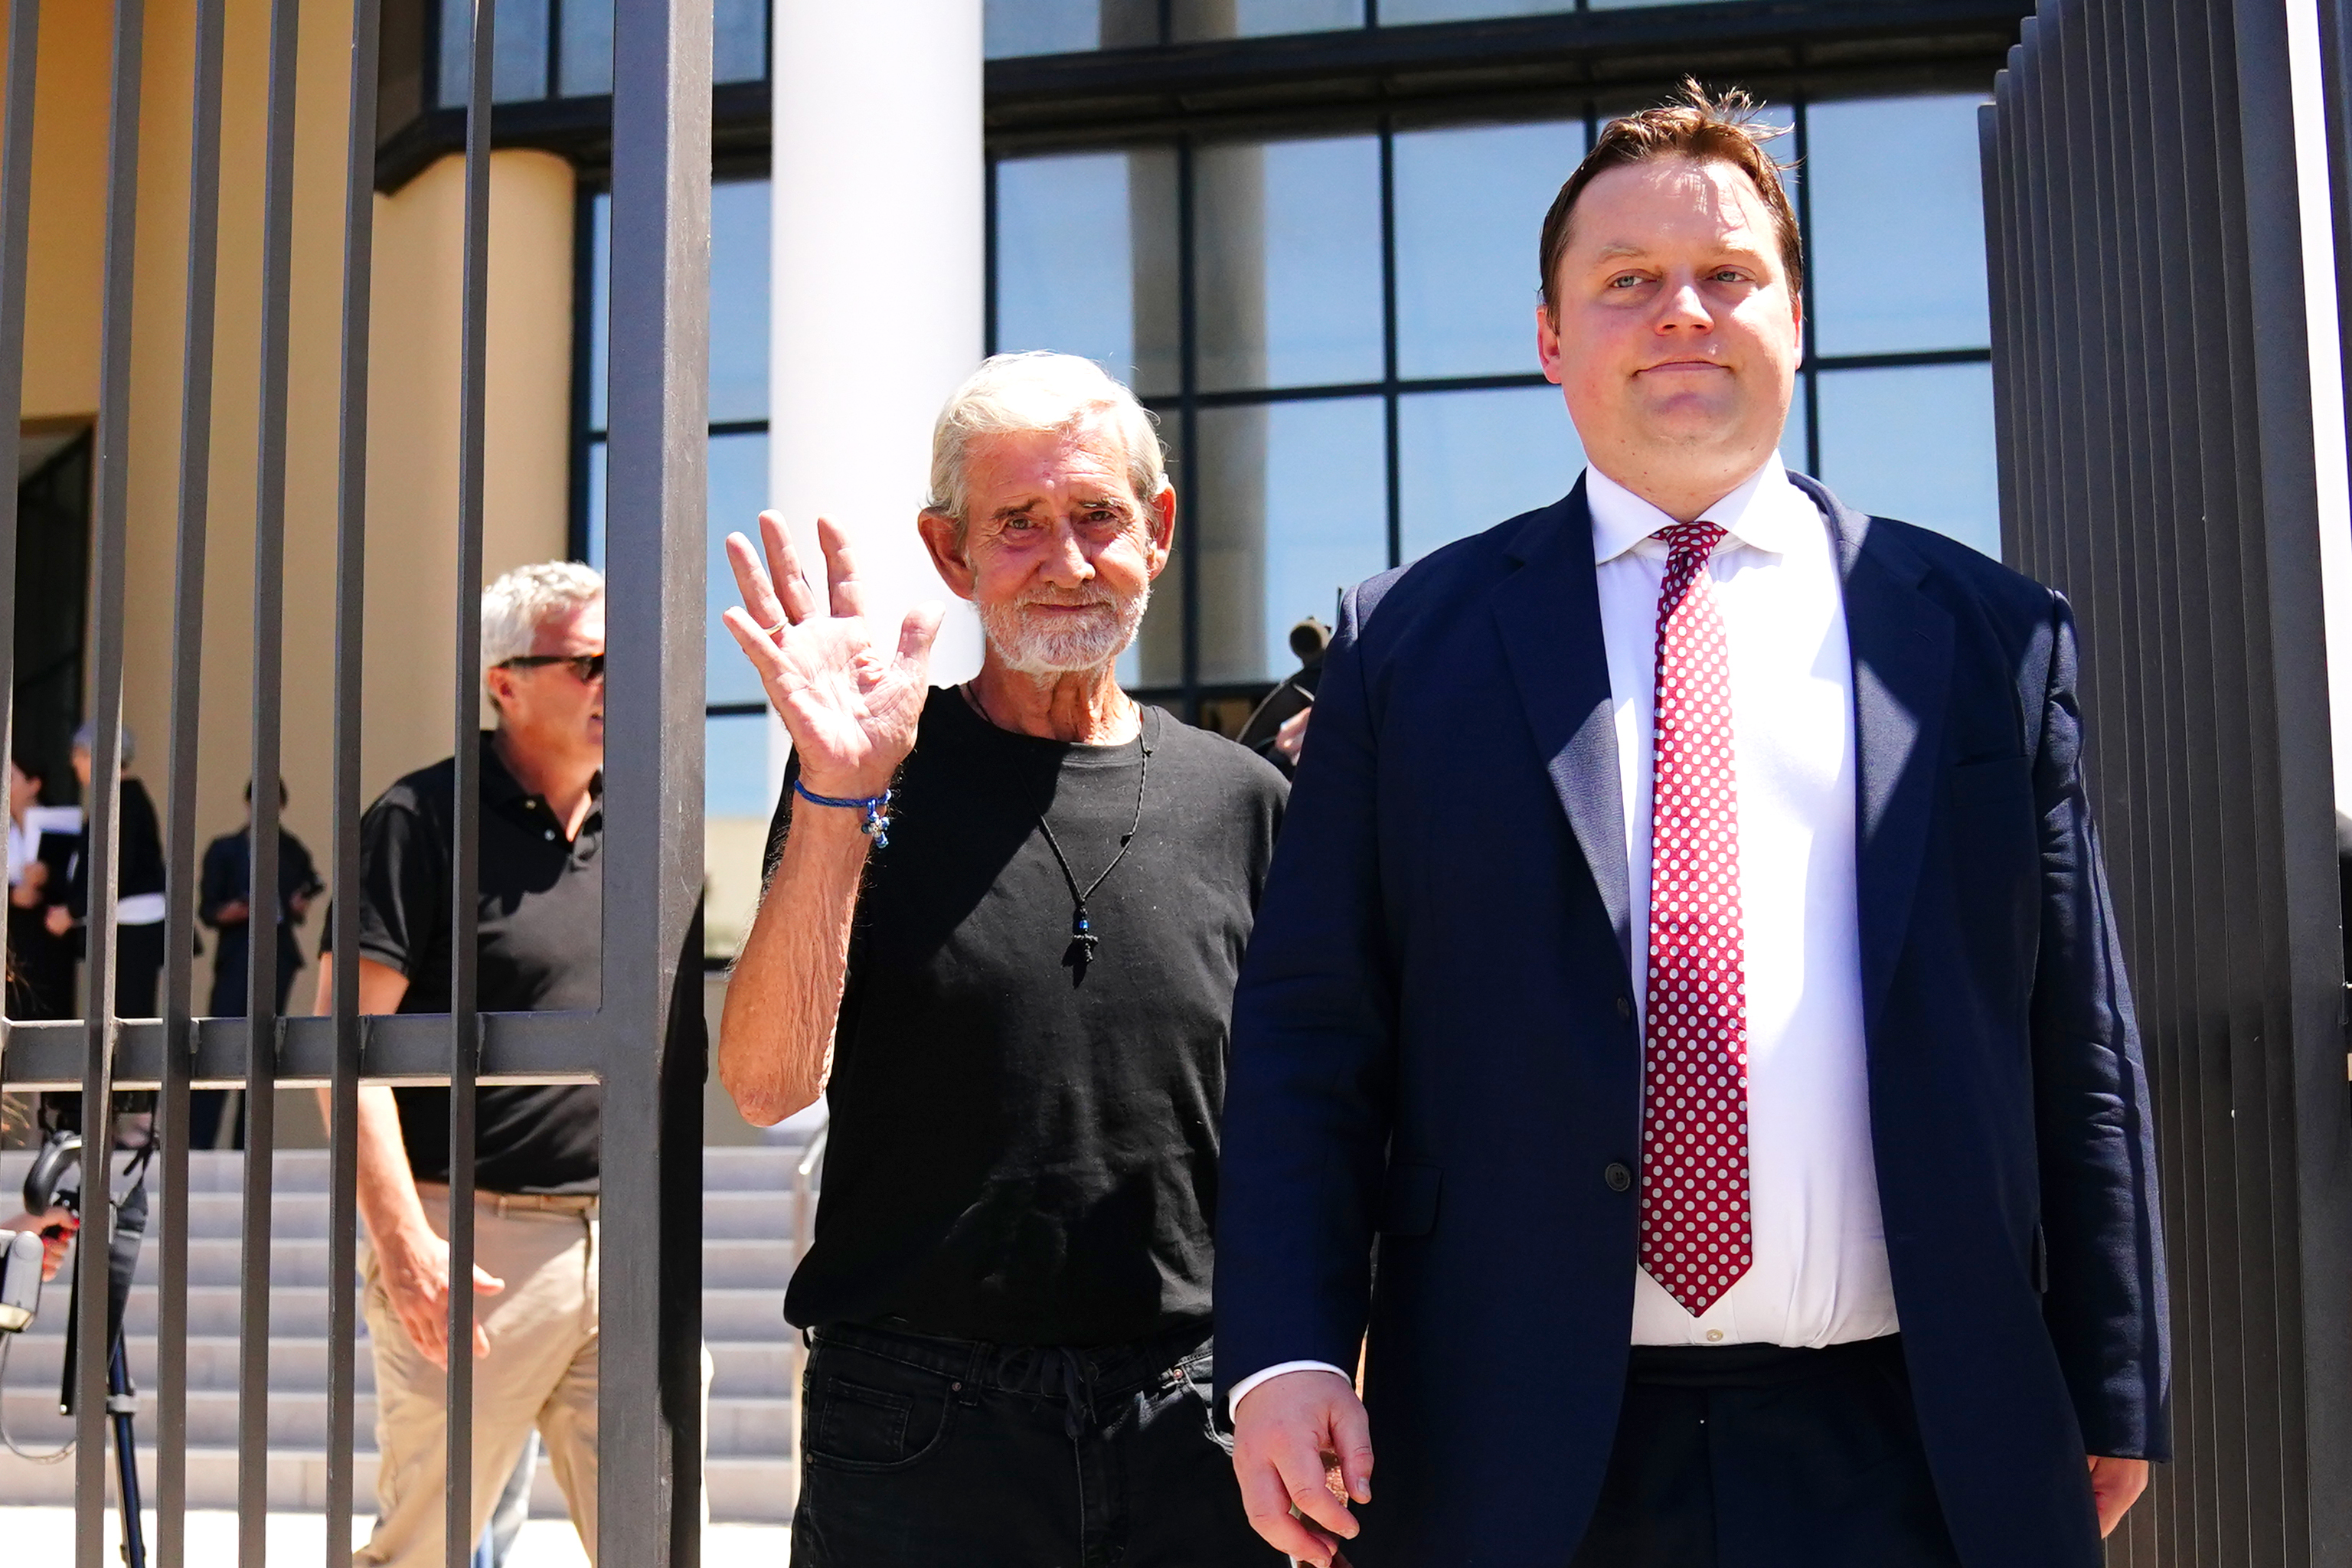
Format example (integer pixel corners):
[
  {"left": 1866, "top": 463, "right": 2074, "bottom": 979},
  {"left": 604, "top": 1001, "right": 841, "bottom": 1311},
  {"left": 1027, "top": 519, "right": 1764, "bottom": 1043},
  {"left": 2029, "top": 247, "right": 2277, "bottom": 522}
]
[{"left": 415, "top": 1181, "right": 599, "bottom": 1220}]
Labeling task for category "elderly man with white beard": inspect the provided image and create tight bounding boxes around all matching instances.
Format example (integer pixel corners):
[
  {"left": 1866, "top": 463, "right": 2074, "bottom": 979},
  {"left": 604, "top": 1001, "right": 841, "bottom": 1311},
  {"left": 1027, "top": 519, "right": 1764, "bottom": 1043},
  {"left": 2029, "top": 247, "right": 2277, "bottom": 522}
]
[{"left": 716, "top": 352, "right": 1291, "bottom": 1568}]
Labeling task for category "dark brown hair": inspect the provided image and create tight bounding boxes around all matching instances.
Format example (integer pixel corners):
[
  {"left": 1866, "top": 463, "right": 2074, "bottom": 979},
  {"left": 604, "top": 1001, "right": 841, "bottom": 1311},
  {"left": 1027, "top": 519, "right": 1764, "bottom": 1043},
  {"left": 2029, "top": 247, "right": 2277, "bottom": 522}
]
[{"left": 1538, "top": 80, "right": 1802, "bottom": 318}]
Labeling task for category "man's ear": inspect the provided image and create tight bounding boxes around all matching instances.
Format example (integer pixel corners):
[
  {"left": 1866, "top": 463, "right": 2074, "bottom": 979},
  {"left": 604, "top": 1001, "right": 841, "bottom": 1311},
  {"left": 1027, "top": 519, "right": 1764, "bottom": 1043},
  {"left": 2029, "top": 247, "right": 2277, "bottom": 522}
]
[
  {"left": 1537, "top": 302, "right": 1566, "bottom": 386},
  {"left": 917, "top": 509, "right": 979, "bottom": 602},
  {"left": 1145, "top": 483, "right": 1176, "bottom": 581}
]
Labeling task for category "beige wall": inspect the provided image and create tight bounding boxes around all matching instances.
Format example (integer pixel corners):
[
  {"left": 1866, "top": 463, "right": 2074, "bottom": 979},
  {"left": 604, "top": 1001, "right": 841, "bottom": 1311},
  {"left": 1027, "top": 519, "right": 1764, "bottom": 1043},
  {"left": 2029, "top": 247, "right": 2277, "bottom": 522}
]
[{"left": 15, "top": 0, "right": 574, "bottom": 1018}]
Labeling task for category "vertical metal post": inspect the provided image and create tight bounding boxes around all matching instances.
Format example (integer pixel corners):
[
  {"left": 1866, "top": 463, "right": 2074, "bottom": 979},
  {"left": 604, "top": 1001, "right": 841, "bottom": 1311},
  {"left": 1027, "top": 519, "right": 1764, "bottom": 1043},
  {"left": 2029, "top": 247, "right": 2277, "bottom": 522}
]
[
  {"left": 0, "top": 0, "right": 38, "bottom": 825},
  {"left": 328, "top": 0, "right": 384, "bottom": 1555},
  {"left": 158, "top": 0, "right": 229, "bottom": 1557},
  {"left": 79, "top": 2, "right": 144, "bottom": 1563},
  {"left": 603, "top": 0, "right": 710, "bottom": 1560},
  {"left": 1377, "top": 119, "right": 1400, "bottom": 572},
  {"left": 237, "top": 0, "right": 299, "bottom": 1557},
  {"left": 449, "top": 0, "right": 498, "bottom": 1560}
]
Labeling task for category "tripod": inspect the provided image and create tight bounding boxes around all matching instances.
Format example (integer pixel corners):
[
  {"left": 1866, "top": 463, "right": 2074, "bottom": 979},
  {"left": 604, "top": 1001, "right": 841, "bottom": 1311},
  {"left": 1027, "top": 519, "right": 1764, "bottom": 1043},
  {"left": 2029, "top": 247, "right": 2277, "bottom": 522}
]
[{"left": 30, "top": 1132, "right": 151, "bottom": 1568}]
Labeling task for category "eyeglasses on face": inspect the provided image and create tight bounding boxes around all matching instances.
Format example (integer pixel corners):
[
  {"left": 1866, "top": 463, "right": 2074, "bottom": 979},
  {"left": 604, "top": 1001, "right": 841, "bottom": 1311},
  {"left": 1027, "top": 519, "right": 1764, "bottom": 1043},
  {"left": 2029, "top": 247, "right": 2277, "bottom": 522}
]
[{"left": 496, "top": 652, "right": 606, "bottom": 683}]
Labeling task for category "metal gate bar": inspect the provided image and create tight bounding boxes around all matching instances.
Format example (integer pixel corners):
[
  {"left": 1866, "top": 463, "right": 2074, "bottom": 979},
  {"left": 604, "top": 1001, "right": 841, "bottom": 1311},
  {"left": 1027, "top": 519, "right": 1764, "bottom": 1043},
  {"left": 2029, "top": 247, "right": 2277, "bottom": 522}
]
[
  {"left": 157, "top": 0, "right": 231, "bottom": 1556},
  {"left": 79, "top": 0, "right": 145, "bottom": 1560},
  {"left": 1983, "top": 3, "right": 2352, "bottom": 1563},
  {"left": 446, "top": 0, "right": 496, "bottom": 1556},
  {"left": 328, "top": 0, "right": 384, "bottom": 1552},
  {"left": 0, "top": 2, "right": 710, "bottom": 1561}
]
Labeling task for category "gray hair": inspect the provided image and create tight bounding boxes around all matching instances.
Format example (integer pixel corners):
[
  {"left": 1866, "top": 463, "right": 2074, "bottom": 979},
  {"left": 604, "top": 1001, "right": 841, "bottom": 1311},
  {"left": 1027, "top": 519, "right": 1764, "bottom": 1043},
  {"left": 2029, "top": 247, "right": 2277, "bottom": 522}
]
[
  {"left": 71, "top": 720, "right": 134, "bottom": 766},
  {"left": 925, "top": 352, "right": 1169, "bottom": 534},
  {"left": 482, "top": 560, "right": 604, "bottom": 703}
]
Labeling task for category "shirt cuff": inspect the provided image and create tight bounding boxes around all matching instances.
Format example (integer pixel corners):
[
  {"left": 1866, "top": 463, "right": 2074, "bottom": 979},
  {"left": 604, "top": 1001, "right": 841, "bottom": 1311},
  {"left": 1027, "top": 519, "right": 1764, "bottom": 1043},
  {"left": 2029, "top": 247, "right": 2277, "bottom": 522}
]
[{"left": 1228, "top": 1360, "right": 1352, "bottom": 1417}]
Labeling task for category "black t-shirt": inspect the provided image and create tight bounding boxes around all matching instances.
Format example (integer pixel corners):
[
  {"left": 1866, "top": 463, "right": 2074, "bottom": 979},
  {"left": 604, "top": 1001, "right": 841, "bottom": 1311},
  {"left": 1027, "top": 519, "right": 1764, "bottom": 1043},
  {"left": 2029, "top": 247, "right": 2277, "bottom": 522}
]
[
  {"left": 780, "top": 689, "right": 1288, "bottom": 1348},
  {"left": 331, "top": 733, "right": 603, "bottom": 1194}
]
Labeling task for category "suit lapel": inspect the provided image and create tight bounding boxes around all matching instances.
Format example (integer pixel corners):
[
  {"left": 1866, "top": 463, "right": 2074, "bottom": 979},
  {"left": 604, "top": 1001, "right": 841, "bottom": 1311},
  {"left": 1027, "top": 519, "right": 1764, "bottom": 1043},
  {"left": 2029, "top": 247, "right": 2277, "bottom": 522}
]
[
  {"left": 1491, "top": 481, "right": 1634, "bottom": 969},
  {"left": 1793, "top": 475, "right": 1955, "bottom": 1037}
]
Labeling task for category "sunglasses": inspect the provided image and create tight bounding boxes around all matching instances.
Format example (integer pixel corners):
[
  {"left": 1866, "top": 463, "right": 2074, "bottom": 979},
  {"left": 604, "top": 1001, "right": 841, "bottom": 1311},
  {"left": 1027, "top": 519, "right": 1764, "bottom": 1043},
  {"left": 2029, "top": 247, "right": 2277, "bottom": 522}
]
[{"left": 497, "top": 652, "right": 606, "bottom": 683}]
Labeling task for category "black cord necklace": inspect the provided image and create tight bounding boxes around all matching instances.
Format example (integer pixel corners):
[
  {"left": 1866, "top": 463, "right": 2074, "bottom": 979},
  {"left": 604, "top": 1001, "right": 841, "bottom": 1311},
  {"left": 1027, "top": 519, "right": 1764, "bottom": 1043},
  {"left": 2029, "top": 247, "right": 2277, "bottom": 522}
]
[{"left": 965, "top": 684, "right": 1155, "bottom": 974}]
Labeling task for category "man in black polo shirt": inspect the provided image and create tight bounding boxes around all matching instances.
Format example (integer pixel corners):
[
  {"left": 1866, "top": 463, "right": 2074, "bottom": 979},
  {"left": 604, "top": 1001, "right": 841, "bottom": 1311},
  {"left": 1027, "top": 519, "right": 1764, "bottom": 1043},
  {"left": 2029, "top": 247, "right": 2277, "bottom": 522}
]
[
  {"left": 318, "top": 561, "right": 608, "bottom": 1568},
  {"left": 717, "top": 352, "right": 1289, "bottom": 1566}
]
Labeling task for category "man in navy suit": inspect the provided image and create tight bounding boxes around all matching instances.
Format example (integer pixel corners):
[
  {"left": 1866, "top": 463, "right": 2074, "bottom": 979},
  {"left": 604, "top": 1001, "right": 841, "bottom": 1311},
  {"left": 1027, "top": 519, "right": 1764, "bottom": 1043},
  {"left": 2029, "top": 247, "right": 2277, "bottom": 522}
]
[{"left": 1214, "top": 83, "right": 2167, "bottom": 1568}]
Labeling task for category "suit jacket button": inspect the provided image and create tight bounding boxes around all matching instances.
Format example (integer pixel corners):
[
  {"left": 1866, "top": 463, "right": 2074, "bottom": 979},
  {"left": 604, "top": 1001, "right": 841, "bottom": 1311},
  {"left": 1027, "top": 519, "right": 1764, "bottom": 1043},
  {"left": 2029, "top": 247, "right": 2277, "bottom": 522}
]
[
  {"left": 1604, "top": 1162, "right": 1633, "bottom": 1193},
  {"left": 1615, "top": 995, "right": 1632, "bottom": 1020}
]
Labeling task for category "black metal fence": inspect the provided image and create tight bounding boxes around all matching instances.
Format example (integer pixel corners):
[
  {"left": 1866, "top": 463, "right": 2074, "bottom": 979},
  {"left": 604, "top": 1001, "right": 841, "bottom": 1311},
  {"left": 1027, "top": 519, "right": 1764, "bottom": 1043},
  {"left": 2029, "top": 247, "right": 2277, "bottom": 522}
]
[
  {"left": 0, "top": 0, "right": 711, "bottom": 1563},
  {"left": 1981, "top": 2, "right": 2352, "bottom": 1562}
]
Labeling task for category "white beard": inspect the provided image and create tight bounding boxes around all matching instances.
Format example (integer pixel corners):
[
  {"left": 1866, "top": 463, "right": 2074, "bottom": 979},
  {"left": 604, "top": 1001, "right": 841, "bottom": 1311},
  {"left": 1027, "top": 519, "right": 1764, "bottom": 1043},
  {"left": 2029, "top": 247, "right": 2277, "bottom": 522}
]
[{"left": 978, "top": 580, "right": 1150, "bottom": 675}]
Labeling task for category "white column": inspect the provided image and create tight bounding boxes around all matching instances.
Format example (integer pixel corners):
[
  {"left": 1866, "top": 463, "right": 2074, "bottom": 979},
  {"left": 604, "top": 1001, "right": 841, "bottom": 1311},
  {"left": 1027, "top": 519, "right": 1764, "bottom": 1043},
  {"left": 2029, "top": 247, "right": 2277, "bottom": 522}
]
[{"left": 769, "top": 0, "right": 986, "bottom": 800}]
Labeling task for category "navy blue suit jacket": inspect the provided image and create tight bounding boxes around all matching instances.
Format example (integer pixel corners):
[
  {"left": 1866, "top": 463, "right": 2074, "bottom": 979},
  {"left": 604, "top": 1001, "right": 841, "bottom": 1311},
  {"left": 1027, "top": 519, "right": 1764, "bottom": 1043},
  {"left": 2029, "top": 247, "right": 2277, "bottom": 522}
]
[{"left": 1214, "top": 478, "right": 2168, "bottom": 1567}]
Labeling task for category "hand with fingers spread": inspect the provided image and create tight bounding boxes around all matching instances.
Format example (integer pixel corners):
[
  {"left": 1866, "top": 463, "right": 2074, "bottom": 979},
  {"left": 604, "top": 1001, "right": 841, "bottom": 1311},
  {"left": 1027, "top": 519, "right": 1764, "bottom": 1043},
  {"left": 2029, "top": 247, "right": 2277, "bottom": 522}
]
[
  {"left": 721, "top": 511, "right": 946, "bottom": 801},
  {"left": 1232, "top": 1368, "right": 1374, "bottom": 1567}
]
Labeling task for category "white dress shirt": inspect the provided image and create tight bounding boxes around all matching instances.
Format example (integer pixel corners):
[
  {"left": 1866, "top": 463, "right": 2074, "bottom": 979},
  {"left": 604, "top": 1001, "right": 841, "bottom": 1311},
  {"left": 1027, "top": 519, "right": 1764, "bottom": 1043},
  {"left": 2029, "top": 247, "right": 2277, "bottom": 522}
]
[{"left": 1230, "top": 457, "right": 1896, "bottom": 1413}]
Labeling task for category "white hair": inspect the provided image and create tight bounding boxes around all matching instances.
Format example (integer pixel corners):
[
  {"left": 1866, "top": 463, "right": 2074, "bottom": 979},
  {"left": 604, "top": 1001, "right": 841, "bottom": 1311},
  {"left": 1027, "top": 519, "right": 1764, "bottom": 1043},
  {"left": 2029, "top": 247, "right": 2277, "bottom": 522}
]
[
  {"left": 482, "top": 560, "right": 604, "bottom": 704},
  {"left": 926, "top": 351, "right": 1168, "bottom": 533}
]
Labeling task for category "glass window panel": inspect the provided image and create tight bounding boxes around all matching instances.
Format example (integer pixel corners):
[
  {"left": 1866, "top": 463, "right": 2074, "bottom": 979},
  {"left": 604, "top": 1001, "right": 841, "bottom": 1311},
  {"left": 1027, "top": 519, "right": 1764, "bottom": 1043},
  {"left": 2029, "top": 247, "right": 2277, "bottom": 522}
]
[
  {"left": 1399, "top": 385, "right": 1583, "bottom": 563},
  {"left": 558, "top": 0, "right": 612, "bottom": 95},
  {"left": 704, "top": 712, "right": 776, "bottom": 959},
  {"left": 587, "top": 191, "right": 609, "bottom": 432},
  {"left": 583, "top": 438, "right": 607, "bottom": 570},
  {"left": 439, "top": 0, "right": 550, "bottom": 106},
  {"left": 1172, "top": 0, "right": 1364, "bottom": 38},
  {"left": 710, "top": 180, "right": 770, "bottom": 423},
  {"left": 995, "top": 151, "right": 1181, "bottom": 397},
  {"left": 715, "top": 0, "right": 766, "bottom": 82},
  {"left": 1118, "top": 423, "right": 1187, "bottom": 693},
  {"left": 985, "top": 0, "right": 1161, "bottom": 56},
  {"left": 1813, "top": 362, "right": 1998, "bottom": 557},
  {"left": 1380, "top": 0, "right": 1570, "bottom": 18},
  {"left": 707, "top": 432, "right": 772, "bottom": 705},
  {"left": 1807, "top": 95, "right": 1991, "bottom": 356},
  {"left": 1196, "top": 137, "right": 1383, "bottom": 393},
  {"left": 1195, "top": 397, "right": 1387, "bottom": 684},
  {"left": 1394, "top": 119, "right": 1585, "bottom": 379},
  {"left": 587, "top": 184, "right": 766, "bottom": 427}
]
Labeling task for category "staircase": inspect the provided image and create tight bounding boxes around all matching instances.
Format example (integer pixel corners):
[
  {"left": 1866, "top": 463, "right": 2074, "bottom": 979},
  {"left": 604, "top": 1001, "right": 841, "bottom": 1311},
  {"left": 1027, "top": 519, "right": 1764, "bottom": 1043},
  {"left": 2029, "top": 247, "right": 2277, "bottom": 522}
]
[{"left": 0, "top": 1145, "right": 808, "bottom": 1524}]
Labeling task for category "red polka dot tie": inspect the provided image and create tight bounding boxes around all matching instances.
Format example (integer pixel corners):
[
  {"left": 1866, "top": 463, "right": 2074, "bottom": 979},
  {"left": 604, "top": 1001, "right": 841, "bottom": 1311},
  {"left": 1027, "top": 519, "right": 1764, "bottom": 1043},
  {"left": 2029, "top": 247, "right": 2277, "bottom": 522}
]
[{"left": 1638, "top": 521, "right": 1753, "bottom": 1317}]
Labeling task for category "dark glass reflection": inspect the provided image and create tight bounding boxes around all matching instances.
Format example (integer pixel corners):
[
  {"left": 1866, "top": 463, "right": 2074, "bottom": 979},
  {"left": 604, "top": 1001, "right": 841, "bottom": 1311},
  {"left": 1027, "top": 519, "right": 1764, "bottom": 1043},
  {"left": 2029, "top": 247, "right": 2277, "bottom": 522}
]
[
  {"left": 995, "top": 150, "right": 1182, "bottom": 397},
  {"left": 710, "top": 181, "right": 771, "bottom": 424},
  {"left": 1394, "top": 119, "right": 1586, "bottom": 379},
  {"left": 1172, "top": 0, "right": 1364, "bottom": 39},
  {"left": 1399, "top": 386, "right": 1583, "bottom": 564},
  {"left": 1194, "top": 137, "right": 1383, "bottom": 392},
  {"left": 1807, "top": 95, "right": 1991, "bottom": 356},
  {"left": 1195, "top": 398, "right": 1387, "bottom": 684},
  {"left": 439, "top": 0, "right": 550, "bottom": 106},
  {"left": 1815, "top": 363, "right": 1998, "bottom": 557}
]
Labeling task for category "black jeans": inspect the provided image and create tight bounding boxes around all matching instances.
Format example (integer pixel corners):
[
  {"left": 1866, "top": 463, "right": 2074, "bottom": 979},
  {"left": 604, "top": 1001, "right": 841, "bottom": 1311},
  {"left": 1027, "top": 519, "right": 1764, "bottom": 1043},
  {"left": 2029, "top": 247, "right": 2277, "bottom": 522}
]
[
  {"left": 790, "top": 1320, "right": 1283, "bottom": 1568},
  {"left": 1568, "top": 1334, "right": 1965, "bottom": 1568}
]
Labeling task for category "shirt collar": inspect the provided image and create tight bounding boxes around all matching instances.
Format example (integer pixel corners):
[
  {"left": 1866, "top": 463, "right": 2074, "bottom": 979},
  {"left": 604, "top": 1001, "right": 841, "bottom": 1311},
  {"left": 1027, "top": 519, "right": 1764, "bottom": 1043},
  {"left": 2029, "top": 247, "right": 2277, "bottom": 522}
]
[
  {"left": 479, "top": 730, "right": 604, "bottom": 818},
  {"left": 1587, "top": 453, "right": 1807, "bottom": 565}
]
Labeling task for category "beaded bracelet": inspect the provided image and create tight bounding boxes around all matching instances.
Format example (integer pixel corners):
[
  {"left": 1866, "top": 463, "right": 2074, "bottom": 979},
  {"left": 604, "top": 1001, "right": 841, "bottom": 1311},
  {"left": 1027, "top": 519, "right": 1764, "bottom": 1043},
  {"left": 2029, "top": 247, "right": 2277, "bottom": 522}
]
[{"left": 791, "top": 777, "right": 893, "bottom": 848}]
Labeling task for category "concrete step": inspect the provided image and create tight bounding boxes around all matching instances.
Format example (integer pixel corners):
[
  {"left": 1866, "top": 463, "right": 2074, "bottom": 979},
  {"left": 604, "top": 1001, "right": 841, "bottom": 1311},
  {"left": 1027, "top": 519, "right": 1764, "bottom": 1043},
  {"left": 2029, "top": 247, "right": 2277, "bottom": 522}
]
[
  {"left": 0, "top": 1445, "right": 802, "bottom": 1523},
  {"left": 2, "top": 1332, "right": 793, "bottom": 1400},
  {"left": 0, "top": 1384, "right": 795, "bottom": 1458}
]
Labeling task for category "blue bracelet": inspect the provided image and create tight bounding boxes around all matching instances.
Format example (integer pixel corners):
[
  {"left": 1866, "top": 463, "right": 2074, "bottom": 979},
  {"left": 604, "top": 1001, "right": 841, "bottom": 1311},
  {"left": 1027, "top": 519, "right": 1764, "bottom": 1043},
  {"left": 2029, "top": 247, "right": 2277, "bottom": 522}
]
[{"left": 792, "top": 777, "right": 893, "bottom": 848}]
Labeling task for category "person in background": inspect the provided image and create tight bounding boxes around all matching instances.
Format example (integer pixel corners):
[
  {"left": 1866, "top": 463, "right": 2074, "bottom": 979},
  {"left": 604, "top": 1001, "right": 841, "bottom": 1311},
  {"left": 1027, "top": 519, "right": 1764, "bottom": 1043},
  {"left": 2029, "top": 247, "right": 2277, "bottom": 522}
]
[
  {"left": 1233, "top": 616, "right": 1327, "bottom": 777},
  {"left": 54, "top": 721, "right": 168, "bottom": 1018},
  {"left": 8, "top": 755, "right": 78, "bottom": 1020},
  {"left": 192, "top": 779, "right": 323, "bottom": 1150},
  {"left": 718, "top": 351, "right": 1288, "bottom": 1567},
  {"left": 316, "top": 561, "right": 609, "bottom": 1568}
]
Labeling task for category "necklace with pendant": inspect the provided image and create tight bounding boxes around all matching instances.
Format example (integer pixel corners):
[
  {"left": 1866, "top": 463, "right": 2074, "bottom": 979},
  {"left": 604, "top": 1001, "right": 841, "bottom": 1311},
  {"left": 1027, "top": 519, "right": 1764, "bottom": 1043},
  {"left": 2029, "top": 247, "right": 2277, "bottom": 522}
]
[{"left": 965, "top": 684, "right": 1155, "bottom": 973}]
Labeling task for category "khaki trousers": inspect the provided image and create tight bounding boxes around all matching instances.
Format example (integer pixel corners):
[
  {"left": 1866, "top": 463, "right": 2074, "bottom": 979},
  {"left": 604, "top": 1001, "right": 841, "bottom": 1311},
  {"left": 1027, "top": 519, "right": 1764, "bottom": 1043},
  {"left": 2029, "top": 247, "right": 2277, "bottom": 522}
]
[{"left": 355, "top": 1187, "right": 601, "bottom": 1568}]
